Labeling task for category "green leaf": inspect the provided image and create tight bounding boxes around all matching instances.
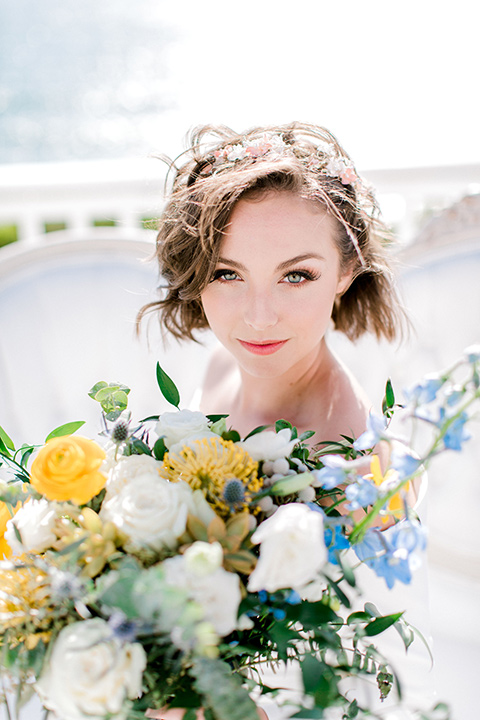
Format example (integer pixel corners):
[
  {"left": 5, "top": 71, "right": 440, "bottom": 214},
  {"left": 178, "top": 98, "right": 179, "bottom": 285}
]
[
  {"left": 337, "top": 553, "right": 356, "bottom": 588},
  {"left": 364, "top": 611, "right": 404, "bottom": 636},
  {"left": 0, "top": 425, "right": 15, "bottom": 451},
  {"left": 45, "top": 421, "right": 85, "bottom": 442},
  {"left": 382, "top": 378, "right": 395, "bottom": 416},
  {"left": 298, "top": 430, "right": 315, "bottom": 442},
  {"left": 153, "top": 437, "right": 168, "bottom": 460},
  {"left": 190, "top": 656, "right": 259, "bottom": 720},
  {"left": 19, "top": 445, "right": 35, "bottom": 468},
  {"left": 156, "top": 362, "right": 180, "bottom": 408},
  {"left": 206, "top": 414, "right": 229, "bottom": 423},
  {"left": 88, "top": 381, "right": 108, "bottom": 399},
  {"left": 347, "top": 611, "right": 371, "bottom": 625},
  {"left": 129, "top": 438, "right": 152, "bottom": 456},
  {"left": 275, "top": 419, "right": 292, "bottom": 432},
  {"left": 221, "top": 430, "right": 241, "bottom": 443},
  {"left": 243, "top": 424, "right": 270, "bottom": 440}
]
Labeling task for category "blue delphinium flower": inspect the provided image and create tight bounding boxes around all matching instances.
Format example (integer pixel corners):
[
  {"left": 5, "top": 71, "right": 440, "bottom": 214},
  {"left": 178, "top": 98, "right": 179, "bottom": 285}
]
[
  {"left": 312, "top": 465, "right": 346, "bottom": 490},
  {"left": 354, "top": 528, "right": 411, "bottom": 589},
  {"left": 354, "top": 518, "right": 427, "bottom": 589},
  {"left": 345, "top": 477, "right": 378, "bottom": 511},
  {"left": 390, "top": 447, "right": 422, "bottom": 480},
  {"left": 353, "top": 413, "right": 388, "bottom": 452},
  {"left": 440, "top": 409, "right": 471, "bottom": 451},
  {"left": 404, "top": 374, "right": 444, "bottom": 406},
  {"left": 324, "top": 525, "right": 350, "bottom": 565}
]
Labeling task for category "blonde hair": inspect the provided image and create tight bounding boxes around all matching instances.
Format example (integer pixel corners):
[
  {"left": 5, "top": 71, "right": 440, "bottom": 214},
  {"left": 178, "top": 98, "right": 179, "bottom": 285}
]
[{"left": 138, "top": 122, "right": 406, "bottom": 342}]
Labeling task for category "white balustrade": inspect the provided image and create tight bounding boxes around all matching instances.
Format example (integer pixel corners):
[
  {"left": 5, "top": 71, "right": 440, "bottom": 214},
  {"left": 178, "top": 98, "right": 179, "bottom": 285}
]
[{"left": 0, "top": 158, "right": 479, "bottom": 245}]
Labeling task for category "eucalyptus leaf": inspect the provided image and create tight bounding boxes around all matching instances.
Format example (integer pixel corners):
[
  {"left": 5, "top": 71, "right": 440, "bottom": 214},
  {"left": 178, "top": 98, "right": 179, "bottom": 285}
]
[
  {"left": 88, "top": 381, "right": 108, "bottom": 399},
  {"left": 156, "top": 362, "right": 180, "bottom": 408},
  {"left": 45, "top": 421, "right": 85, "bottom": 442},
  {"left": 191, "top": 656, "right": 259, "bottom": 720}
]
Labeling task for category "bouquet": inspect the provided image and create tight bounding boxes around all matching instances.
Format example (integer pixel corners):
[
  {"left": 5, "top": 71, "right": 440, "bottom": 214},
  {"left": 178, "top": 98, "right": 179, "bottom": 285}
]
[{"left": 1, "top": 346, "right": 478, "bottom": 720}]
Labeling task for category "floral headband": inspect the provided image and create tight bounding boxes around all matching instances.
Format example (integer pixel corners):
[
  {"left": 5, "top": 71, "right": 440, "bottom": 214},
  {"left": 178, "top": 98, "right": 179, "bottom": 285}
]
[{"left": 206, "top": 132, "right": 360, "bottom": 189}]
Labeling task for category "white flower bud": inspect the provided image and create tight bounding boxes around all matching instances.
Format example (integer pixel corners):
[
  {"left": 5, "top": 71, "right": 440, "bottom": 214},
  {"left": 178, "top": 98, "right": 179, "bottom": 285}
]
[
  {"left": 298, "top": 486, "right": 316, "bottom": 503},
  {"left": 258, "top": 496, "right": 274, "bottom": 512},
  {"left": 272, "top": 458, "right": 290, "bottom": 475},
  {"left": 262, "top": 460, "right": 274, "bottom": 476}
]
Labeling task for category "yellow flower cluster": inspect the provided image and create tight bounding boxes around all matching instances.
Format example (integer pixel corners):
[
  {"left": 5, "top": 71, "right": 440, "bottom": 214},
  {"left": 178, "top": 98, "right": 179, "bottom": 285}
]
[
  {"left": 162, "top": 437, "right": 262, "bottom": 517},
  {"left": 0, "top": 561, "right": 55, "bottom": 648},
  {"left": 53, "top": 507, "right": 123, "bottom": 578}
]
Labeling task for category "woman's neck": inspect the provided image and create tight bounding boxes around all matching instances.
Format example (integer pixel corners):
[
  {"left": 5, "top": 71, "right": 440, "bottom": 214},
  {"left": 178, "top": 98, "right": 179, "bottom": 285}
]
[{"left": 232, "top": 340, "right": 334, "bottom": 429}]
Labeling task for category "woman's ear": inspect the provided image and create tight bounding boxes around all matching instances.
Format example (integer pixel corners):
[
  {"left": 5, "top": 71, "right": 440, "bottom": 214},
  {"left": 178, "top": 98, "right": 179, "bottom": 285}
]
[{"left": 336, "top": 267, "right": 354, "bottom": 296}]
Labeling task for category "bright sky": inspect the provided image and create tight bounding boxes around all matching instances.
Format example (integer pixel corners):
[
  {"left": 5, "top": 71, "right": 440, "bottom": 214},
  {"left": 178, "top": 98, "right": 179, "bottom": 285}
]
[{"left": 154, "top": 0, "right": 480, "bottom": 170}]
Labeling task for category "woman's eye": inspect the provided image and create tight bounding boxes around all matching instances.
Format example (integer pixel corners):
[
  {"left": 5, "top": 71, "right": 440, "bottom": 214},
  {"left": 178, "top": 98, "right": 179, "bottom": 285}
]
[
  {"left": 212, "top": 269, "right": 239, "bottom": 282},
  {"left": 283, "top": 270, "right": 317, "bottom": 285}
]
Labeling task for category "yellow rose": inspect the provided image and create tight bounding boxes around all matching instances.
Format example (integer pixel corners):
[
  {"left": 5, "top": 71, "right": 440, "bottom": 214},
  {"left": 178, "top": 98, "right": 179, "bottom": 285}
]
[
  {"left": 0, "top": 501, "right": 21, "bottom": 559},
  {"left": 30, "top": 436, "right": 107, "bottom": 504}
]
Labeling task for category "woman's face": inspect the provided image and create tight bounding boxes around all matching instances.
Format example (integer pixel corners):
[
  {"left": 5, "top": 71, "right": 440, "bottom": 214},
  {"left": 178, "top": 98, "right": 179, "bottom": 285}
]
[{"left": 200, "top": 191, "right": 352, "bottom": 380}]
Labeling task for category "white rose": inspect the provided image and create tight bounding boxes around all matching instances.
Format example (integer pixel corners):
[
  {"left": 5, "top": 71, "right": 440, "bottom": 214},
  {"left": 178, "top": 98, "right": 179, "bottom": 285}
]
[
  {"left": 168, "top": 430, "right": 219, "bottom": 456},
  {"left": 247, "top": 504, "right": 327, "bottom": 593},
  {"left": 106, "top": 454, "right": 162, "bottom": 495},
  {"left": 239, "top": 428, "right": 298, "bottom": 461},
  {"left": 163, "top": 549, "right": 241, "bottom": 636},
  {"left": 100, "top": 473, "right": 193, "bottom": 552},
  {"left": 35, "top": 618, "right": 146, "bottom": 720},
  {"left": 5, "top": 498, "right": 57, "bottom": 555},
  {"left": 184, "top": 540, "right": 223, "bottom": 577},
  {"left": 155, "top": 409, "right": 211, "bottom": 449}
]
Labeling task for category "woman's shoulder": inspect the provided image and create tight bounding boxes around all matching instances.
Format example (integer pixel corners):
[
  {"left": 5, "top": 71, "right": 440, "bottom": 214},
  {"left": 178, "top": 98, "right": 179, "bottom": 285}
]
[{"left": 317, "top": 347, "right": 373, "bottom": 443}]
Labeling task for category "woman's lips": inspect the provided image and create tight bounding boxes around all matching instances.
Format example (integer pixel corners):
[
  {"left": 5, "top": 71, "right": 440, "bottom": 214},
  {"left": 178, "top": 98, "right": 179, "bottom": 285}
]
[{"left": 238, "top": 339, "right": 288, "bottom": 355}]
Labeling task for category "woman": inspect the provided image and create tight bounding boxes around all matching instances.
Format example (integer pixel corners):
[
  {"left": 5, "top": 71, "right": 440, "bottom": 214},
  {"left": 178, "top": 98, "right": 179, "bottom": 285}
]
[
  {"left": 140, "top": 122, "right": 404, "bottom": 443},
  {"left": 139, "top": 123, "right": 409, "bottom": 719}
]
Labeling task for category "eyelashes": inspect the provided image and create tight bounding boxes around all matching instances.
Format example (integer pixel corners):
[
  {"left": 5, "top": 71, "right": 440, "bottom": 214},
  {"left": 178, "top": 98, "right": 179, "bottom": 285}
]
[
  {"left": 211, "top": 269, "right": 239, "bottom": 282},
  {"left": 283, "top": 269, "right": 320, "bottom": 284},
  {"left": 210, "top": 268, "right": 321, "bottom": 284}
]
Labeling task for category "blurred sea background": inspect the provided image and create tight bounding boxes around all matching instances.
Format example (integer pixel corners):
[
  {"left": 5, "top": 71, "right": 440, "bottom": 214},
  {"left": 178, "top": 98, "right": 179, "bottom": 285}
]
[{"left": 1, "top": 0, "right": 480, "bottom": 169}]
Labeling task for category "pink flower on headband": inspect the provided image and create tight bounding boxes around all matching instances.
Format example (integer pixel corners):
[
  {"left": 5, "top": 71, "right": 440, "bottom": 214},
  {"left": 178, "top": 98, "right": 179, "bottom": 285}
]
[{"left": 340, "top": 167, "right": 357, "bottom": 185}]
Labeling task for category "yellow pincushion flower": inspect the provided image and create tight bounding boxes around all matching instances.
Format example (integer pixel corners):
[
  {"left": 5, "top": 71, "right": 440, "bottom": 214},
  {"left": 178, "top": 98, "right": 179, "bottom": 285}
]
[
  {"left": 30, "top": 435, "right": 107, "bottom": 505},
  {"left": 162, "top": 436, "right": 262, "bottom": 517},
  {"left": 0, "top": 561, "right": 55, "bottom": 644}
]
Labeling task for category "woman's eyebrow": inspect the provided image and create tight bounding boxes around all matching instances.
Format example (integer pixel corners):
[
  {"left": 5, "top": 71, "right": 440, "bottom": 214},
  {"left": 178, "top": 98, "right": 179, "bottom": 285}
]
[
  {"left": 276, "top": 253, "right": 326, "bottom": 271},
  {"left": 217, "top": 253, "right": 326, "bottom": 272}
]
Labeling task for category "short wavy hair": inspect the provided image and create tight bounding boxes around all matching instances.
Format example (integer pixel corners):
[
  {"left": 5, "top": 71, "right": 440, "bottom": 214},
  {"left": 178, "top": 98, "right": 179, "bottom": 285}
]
[{"left": 138, "top": 122, "right": 406, "bottom": 342}]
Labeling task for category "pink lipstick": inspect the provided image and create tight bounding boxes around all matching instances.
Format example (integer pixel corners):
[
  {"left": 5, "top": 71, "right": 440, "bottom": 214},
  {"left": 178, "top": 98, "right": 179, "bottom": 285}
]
[{"left": 238, "top": 340, "right": 288, "bottom": 356}]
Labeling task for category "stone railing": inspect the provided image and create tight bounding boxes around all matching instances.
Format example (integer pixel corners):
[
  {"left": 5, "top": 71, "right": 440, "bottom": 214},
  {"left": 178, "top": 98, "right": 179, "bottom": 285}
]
[{"left": 0, "top": 158, "right": 479, "bottom": 246}]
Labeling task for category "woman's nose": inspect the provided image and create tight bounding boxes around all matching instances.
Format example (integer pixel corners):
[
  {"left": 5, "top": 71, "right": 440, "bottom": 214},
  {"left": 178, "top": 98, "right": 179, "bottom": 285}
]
[{"left": 243, "top": 291, "right": 278, "bottom": 331}]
